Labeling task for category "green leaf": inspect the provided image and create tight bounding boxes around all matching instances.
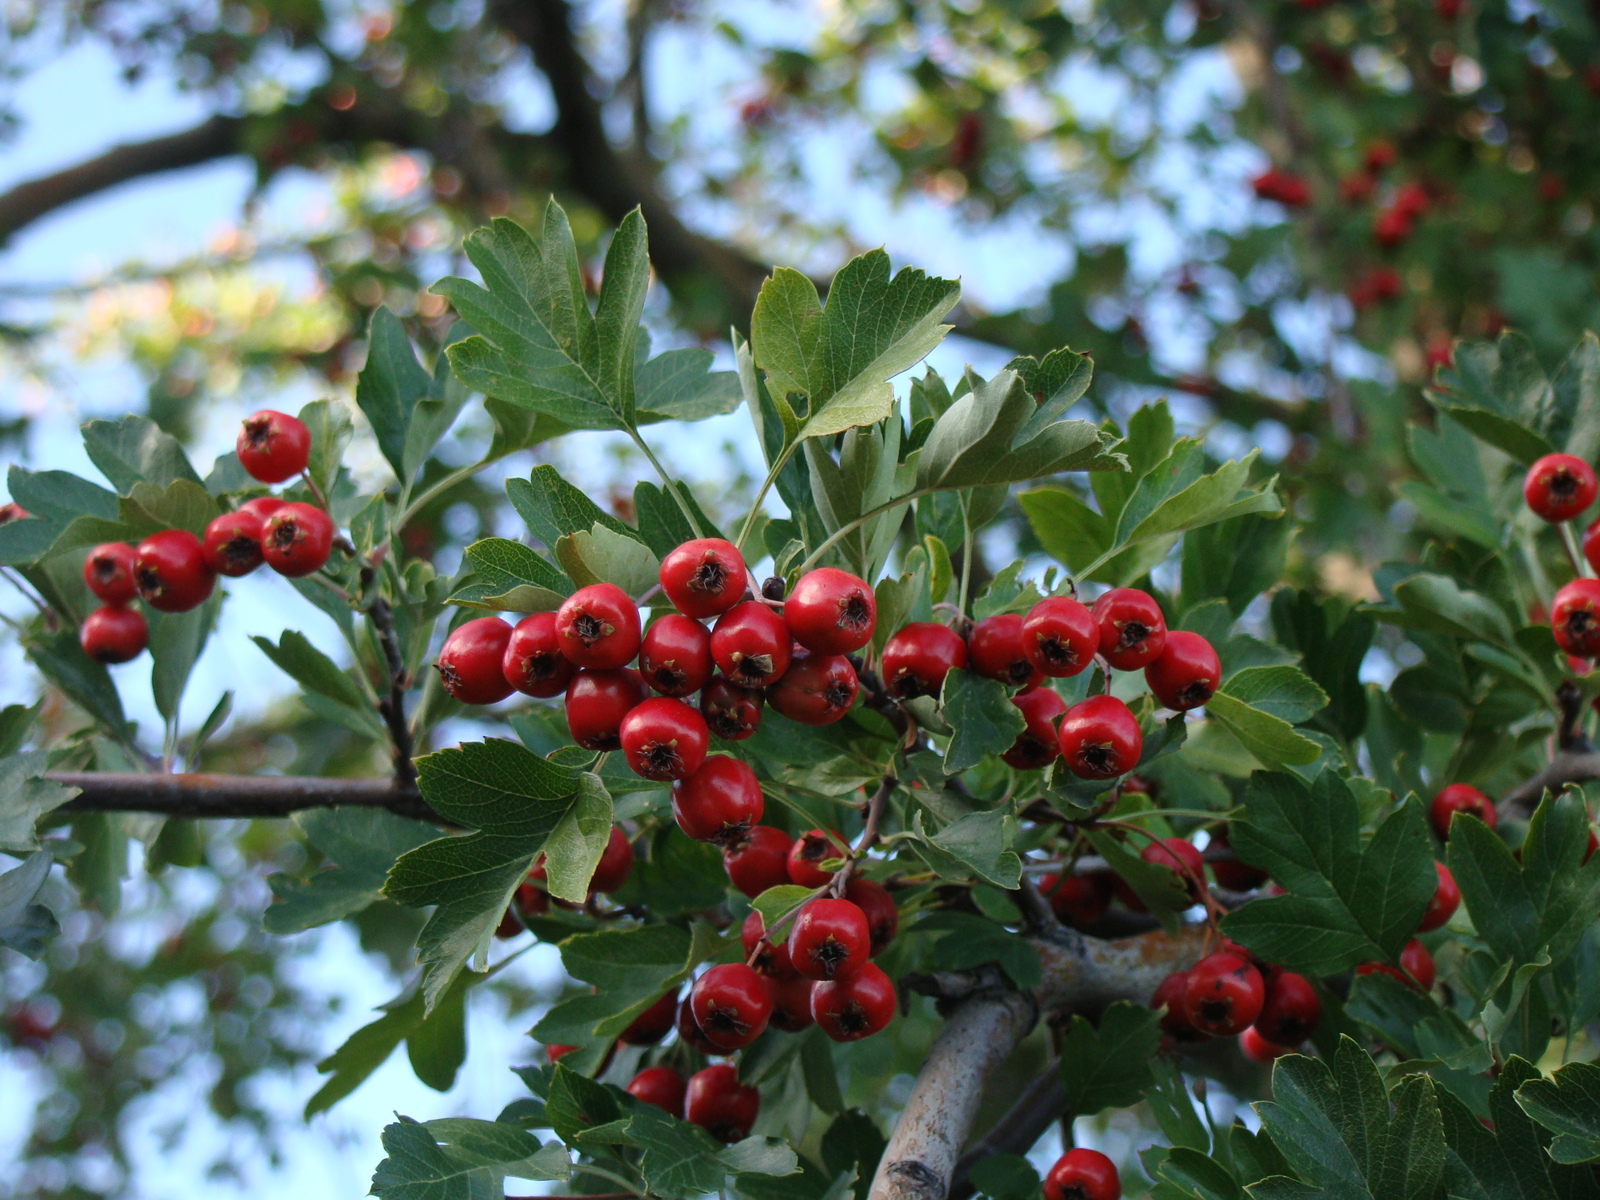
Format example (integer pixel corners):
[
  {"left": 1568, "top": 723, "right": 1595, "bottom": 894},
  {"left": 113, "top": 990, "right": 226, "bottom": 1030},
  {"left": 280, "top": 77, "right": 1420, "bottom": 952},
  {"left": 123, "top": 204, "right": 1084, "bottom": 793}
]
[
  {"left": 448, "top": 538, "right": 570, "bottom": 612},
  {"left": 1388, "top": 573, "right": 1516, "bottom": 646},
  {"left": 1269, "top": 591, "right": 1374, "bottom": 743},
  {"left": 0, "top": 751, "right": 77, "bottom": 852},
  {"left": 1057, "top": 1001, "right": 1162, "bottom": 1117},
  {"left": 915, "top": 910, "right": 1041, "bottom": 988},
  {"left": 1514, "top": 1060, "right": 1600, "bottom": 1164},
  {"left": 265, "top": 808, "right": 436, "bottom": 934},
  {"left": 1204, "top": 693, "right": 1323, "bottom": 769},
  {"left": 1218, "top": 666, "right": 1328, "bottom": 725},
  {"left": 939, "top": 670, "right": 1026, "bottom": 773},
  {"left": 966, "top": 1155, "right": 1041, "bottom": 1200},
  {"left": 369, "top": 1115, "right": 568, "bottom": 1199},
  {"left": 821, "top": 1109, "right": 885, "bottom": 1200},
  {"left": 553, "top": 523, "right": 659, "bottom": 595},
  {"left": 1428, "top": 331, "right": 1563, "bottom": 463},
  {"left": 25, "top": 629, "right": 129, "bottom": 739},
  {"left": 121, "top": 478, "right": 221, "bottom": 538},
  {"left": 540, "top": 773, "right": 613, "bottom": 904},
  {"left": 0, "top": 851, "right": 58, "bottom": 959},
  {"left": 148, "top": 598, "right": 217, "bottom": 723},
  {"left": 507, "top": 464, "right": 636, "bottom": 550},
  {"left": 357, "top": 306, "right": 434, "bottom": 481},
  {"left": 1083, "top": 826, "right": 1193, "bottom": 933},
  {"left": 1181, "top": 512, "right": 1293, "bottom": 617},
  {"left": 297, "top": 398, "right": 354, "bottom": 501},
  {"left": 0, "top": 702, "right": 40, "bottom": 757},
  {"left": 1439, "top": 1055, "right": 1593, "bottom": 1196},
  {"left": 7, "top": 466, "right": 120, "bottom": 524},
  {"left": 1017, "top": 485, "right": 1170, "bottom": 586},
  {"left": 909, "top": 808, "right": 1023, "bottom": 889},
  {"left": 81, "top": 414, "right": 201, "bottom": 491},
  {"left": 751, "top": 885, "right": 817, "bottom": 943},
  {"left": 635, "top": 346, "right": 742, "bottom": 422},
  {"left": 251, "top": 631, "right": 381, "bottom": 734},
  {"left": 634, "top": 479, "right": 722, "bottom": 558}
]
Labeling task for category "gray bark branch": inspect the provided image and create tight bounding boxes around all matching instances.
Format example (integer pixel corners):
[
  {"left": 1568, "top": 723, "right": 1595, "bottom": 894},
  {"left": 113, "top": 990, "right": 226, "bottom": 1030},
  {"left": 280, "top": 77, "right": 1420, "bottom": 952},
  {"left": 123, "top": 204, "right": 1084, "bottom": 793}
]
[{"left": 47, "top": 772, "right": 438, "bottom": 822}]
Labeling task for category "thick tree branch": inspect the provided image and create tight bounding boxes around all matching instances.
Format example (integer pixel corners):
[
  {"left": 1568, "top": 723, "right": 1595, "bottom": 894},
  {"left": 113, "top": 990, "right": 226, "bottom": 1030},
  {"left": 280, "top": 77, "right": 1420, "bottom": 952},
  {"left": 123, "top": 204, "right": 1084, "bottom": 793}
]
[
  {"left": 948, "top": 1069, "right": 1066, "bottom": 1200},
  {"left": 48, "top": 773, "right": 439, "bottom": 822}
]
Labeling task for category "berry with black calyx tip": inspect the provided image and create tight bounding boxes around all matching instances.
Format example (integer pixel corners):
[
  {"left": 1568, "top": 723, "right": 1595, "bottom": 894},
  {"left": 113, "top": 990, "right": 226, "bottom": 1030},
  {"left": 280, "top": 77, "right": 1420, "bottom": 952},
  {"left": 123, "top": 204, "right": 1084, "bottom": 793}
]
[
  {"left": 1145, "top": 631, "right": 1220, "bottom": 711},
  {"left": 502, "top": 611, "right": 577, "bottom": 698},
  {"left": 675, "top": 996, "right": 724, "bottom": 1056},
  {"left": 767, "top": 973, "right": 817, "bottom": 1032},
  {"left": 671, "top": 754, "right": 764, "bottom": 844},
  {"left": 1038, "top": 872, "right": 1113, "bottom": 929},
  {"left": 700, "top": 677, "right": 764, "bottom": 740},
  {"left": 723, "top": 825, "right": 793, "bottom": 897},
  {"left": 787, "top": 829, "right": 842, "bottom": 887},
  {"left": 134, "top": 529, "right": 215, "bottom": 613},
  {"left": 84, "top": 542, "right": 138, "bottom": 604},
  {"left": 659, "top": 538, "right": 747, "bottom": 618},
  {"left": 1524, "top": 452, "right": 1598, "bottom": 522},
  {"left": 1429, "top": 782, "right": 1497, "bottom": 839},
  {"left": 564, "top": 668, "right": 646, "bottom": 750},
  {"left": 589, "top": 826, "right": 635, "bottom": 895},
  {"left": 1183, "top": 952, "right": 1265, "bottom": 1037},
  {"left": 261, "top": 502, "right": 334, "bottom": 577},
  {"left": 1208, "top": 827, "right": 1268, "bottom": 891},
  {"left": 437, "top": 617, "right": 516, "bottom": 705},
  {"left": 1552, "top": 578, "right": 1600, "bottom": 658},
  {"left": 1417, "top": 861, "right": 1459, "bottom": 932},
  {"left": 1253, "top": 969, "right": 1321, "bottom": 1046},
  {"left": 690, "top": 963, "right": 773, "bottom": 1050},
  {"left": 1239, "top": 1026, "right": 1292, "bottom": 1064},
  {"left": 1001, "top": 685, "right": 1069, "bottom": 769},
  {"left": 639, "top": 613, "right": 713, "bottom": 697},
  {"left": 80, "top": 605, "right": 148, "bottom": 664},
  {"left": 741, "top": 910, "right": 797, "bottom": 978},
  {"left": 1021, "top": 596, "right": 1099, "bottom": 678},
  {"left": 711, "top": 600, "right": 792, "bottom": 687},
  {"left": 789, "top": 898, "right": 870, "bottom": 982},
  {"left": 880, "top": 621, "right": 968, "bottom": 698},
  {"left": 844, "top": 876, "right": 898, "bottom": 955},
  {"left": 619, "top": 989, "right": 678, "bottom": 1045},
  {"left": 811, "top": 961, "right": 894, "bottom": 1041},
  {"left": 555, "top": 583, "right": 642, "bottom": 669},
  {"left": 202, "top": 510, "right": 265, "bottom": 577},
  {"left": 1042, "top": 1147, "right": 1122, "bottom": 1200},
  {"left": 1057, "top": 695, "right": 1143, "bottom": 779},
  {"left": 236, "top": 408, "right": 311, "bottom": 483},
  {"left": 626, "top": 1065, "right": 686, "bottom": 1115},
  {"left": 620, "top": 696, "right": 709, "bottom": 781},
  {"left": 768, "top": 652, "right": 858, "bottom": 724},
  {"left": 784, "top": 567, "right": 876, "bottom": 654},
  {"left": 1151, "top": 970, "right": 1206, "bottom": 1043},
  {"left": 684, "top": 1064, "right": 759, "bottom": 1142},
  {"left": 968, "top": 613, "right": 1040, "bottom": 686},
  {"left": 1091, "top": 587, "right": 1167, "bottom": 670}
]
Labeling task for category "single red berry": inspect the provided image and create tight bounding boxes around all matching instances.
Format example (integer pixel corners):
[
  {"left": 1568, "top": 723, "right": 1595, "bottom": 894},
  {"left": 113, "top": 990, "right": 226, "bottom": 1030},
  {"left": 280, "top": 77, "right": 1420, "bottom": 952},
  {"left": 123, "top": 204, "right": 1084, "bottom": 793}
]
[
  {"left": 1183, "top": 952, "right": 1265, "bottom": 1036},
  {"left": 1418, "top": 861, "right": 1460, "bottom": 932},
  {"left": 620, "top": 696, "right": 709, "bottom": 780},
  {"left": 675, "top": 996, "right": 724, "bottom": 1056},
  {"left": 1429, "top": 782, "right": 1497, "bottom": 839},
  {"left": 640, "top": 613, "right": 713, "bottom": 696},
  {"left": 261, "top": 502, "right": 334, "bottom": 577},
  {"left": 789, "top": 898, "right": 870, "bottom": 981},
  {"left": 0, "top": 503, "right": 28, "bottom": 525},
  {"left": 1373, "top": 206, "right": 1412, "bottom": 247},
  {"left": 787, "top": 829, "right": 842, "bottom": 887},
  {"left": 741, "top": 909, "right": 796, "bottom": 973},
  {"left": 1239, "top": 1026, "right": 1292, "bottom": 1064},
  {"left": 1584, "top": 518, "right": 1600, "bottom": 577},
  {"left": 502, "top": 612, "right": 577, "bottom": 698},
  {"left": 968, "top": 613, "right": 1040, "bottom": 686},
  {"left": 767, "top": 972, "right": 817, "bottom": 1032},
  {"left": 690, "top": 963, "right": 773, "bottom": 1050},
  {"left": 1039, "top": 872, "right": 1113, "bottom": 929},
  {"left": 544, "top": 1044, "right": 578, "bottom": 1063},
  {"left": 881, "top": 621, "right": 968, "bottom": 697},
  {"left": 564, "top": 668, "right": 646, "bottom": 750},
  {"left": 1043, "top": 1147, "right": 1121, "bottom": 1200},
  {"left": 201, "top": 510, "right": 265, "bottom": 577},
  {"left": 83, "top": 542, "right": 138, "bottom": 605},
  {"left": 80, "top": 605, "right": 148, "bottom": 664},
  {"left": 237, "top": 496, "right": 284, "bottom": 522},
  {"left": 590, "top": 826, "right": 635, "bottom": 895},
  {"left": 1552, "top": 578, "right": 1600, "bottom": 657},
  {"left": 1001, "top": 685, "right": 1069, "bottom": 769},
  {"left": 671, "top": 754, "right": 764, "bottom": 844},
  {"left": 555, "top": 583, "right": 641, "bottom": 669},
  {"left": 1151, "top": 970, "right": 1205, "bottom": 1043},
  {"left": 768, "top": 652, "right": 858, "bottom": 724},
  {"left": 1253, "top": 970, "right": 1321, "bottom": 1046},
  {"left": 619, "top": 990, "right": 679, "bottom": 1045},
  {"left": 811, "top": 960, "right": 894, "bottom": 1041},
  {"left": 1057, "top": 695, "right": 1143, "bottom": 779},
  {"left": 723, "top": 825, "right": 793, "bottom": 897},
  {"left": 711, "top": 601, "right": 792, "bottom": 687},
  {"left": 437, "top": 617, "right": 515, "bottom": 705},
  {"left": 700, "top": 677, "right": 764, "bottom": 740},
  {"left": 784, "top": 567, "right": 876, "bottom": 654},
  {"left": 684, "top": 1063, "right": 759, "bottom": 1142},
  {"left": 1524, "top": 453, "right": 1598, "bottom": 522},
  {"left": 1145, "top": 631, "right": 1220, "bottom": 711},
  {"left": 1209, "top": 827, "right": 1268, "bottom": 891},
  {"left": 1357, "top": 938, "right": 1435, "bottom": 990},
  {"left": 1142, "top": 837, "right": 1207, "bottom": 903},
  {"left": 844, "top": 876, "right": 898, "bottom": 955},
  {"left": 1021, "top": 596, "right": 1100, "bottom": 678},
  {"left": 134, "top": 529, "right": 215, "bottom": 612},
  {"left": 236, "top": 409, "right": 311, "bottom": 483},
  {"left": 626, "top": 1065, "right": 686, "bottom": 1115},
  {"left": 659, "top": 537, "right": 746, "bottom": 618},
  {"left": 1092, "top": 588, "right": 1167, "bottom": 670}
]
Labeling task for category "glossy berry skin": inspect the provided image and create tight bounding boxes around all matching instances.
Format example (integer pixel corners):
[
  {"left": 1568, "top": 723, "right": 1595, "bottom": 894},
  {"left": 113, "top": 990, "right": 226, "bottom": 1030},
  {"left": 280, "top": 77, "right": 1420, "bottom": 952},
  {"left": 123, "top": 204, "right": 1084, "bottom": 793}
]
[
  {"left": 671, "top": 754, "right": 764, "bottom": 844},
  {"left": 236, "top": 409, "right": 311, "bottom": 483},
  {"left": 1417, "top": 862, "right": 1460, "bottom": 932},
  {"left": 1145, "top": 631, "right": 1221, "bottom": 711},
  {"left": 1057, "top": 695, "right": 1143, "bottom": 779},
  {"left": 675, "top": 997, "right": 724, "bottom": 1056},
  {"left": 768, "top": 652, "right": 858, "bottom": 724},
  {"left": 1357, "top": 938, "right": 1435, "bottom": 990},
  {"left": 84, "top": 542, "right": 138, "bottom": 604},
  {"left": 701, "top": 678, "right": 763, "bottom": 740},
  {"left": 767, "top": 973, "right": 817, "bottom": 1033},
  {"left": 1002, "top": 686, "right": 1069, "bottom": 769},
  {"left": 80, "top": 605, "right": 148, "bottom": 664},
  {"left": 555, "top": 583, "right": 641, "bottom": 669},
  {"left": 1253, "top": 970, "right": 1321, "bottom": 1046},
  {"left": 811, "top": 960, "right": 894, "bottom": 1041},
  {"left": 1092, "top": 587, "right": 1167, "bottom": 670},
  {"left": 1239, "top": 1026, "right": 1292, "bottom": 1064},
  {"left": 1043, "top": 1148, "right": 1121, "bottom": 1200},
  {"left": 787, "top": 829, "right": 842, "bottom": 887},
  {"left": 723, "top": 825, "right": 793, "bottom": 897},
  {"left": 1184, "top": 953, "right": 1265, "bottom": 1038},
  {"left": 1583, "top": 518, "right": 1600, "bottom": 577},
  {"left": 590, "top": 826, "right": 635, "bottom": 895},
  {"left": 741, "top": 910, "right": 797, "bottom": 978},
  {"left": 711, "top": 601, "right": 792, "bottom": 688},
  {"left": 1021, "top": 596, "right": 1100, "bottom": 678},
  {"left": 502, "top": 612, "right": 577, "bottom": 698},
  {"left": 1551, "top": 578, "right": 1600, "bottom": 657},
  {"left": 201, "top": 510, "right": 265, "bottom": 577},
  {"left": 1143, "top": 837, "right": 1207, "bottom": 903},
  {"left": 784, "top": 568, "right": 876, "bottom": 654},
  {"left": 619, "top": 696, "right": 709, "bottom": 781},
  {"left": 626, "top": 1065, "right": 686, "bottom": 1115},
  {"left": 1429, "top": 782, "right": 1497, "bottom": 839},
  {"left": 659, "top": 538, "right": 746, "bottom": 618},
  {"left": 690, "top": 963, "right": 772, "bottom": 1050},
  {"left": 437, "top": 618, "right": 516, "bottom": 705},
  {"left": 880, "top": 622, "right": 967, "bottom": 698},
  {"left": 1209, "top": 827, "right": 1269, "bottom": 891},
  {"left": 844, "top": 876, "right": 898, "bottom": 955},
  {"left": 619, "top": 990, "right": 678, "bottom": 1045},
  {"left": 640, "top": 614, "right": 713, "bottom": 696},
  {"left": 1151, "top": 970, "right": 1205, "bottom": 1042},
  {"left": 565, "top": 668, "right": 646, "bottom": 751},
  {"left": 237, "top": 496, "right": 284, "bottom": 522},
  {"left": 968, "top": 613, "right": 1039, "bottom": 686},
  {"left": 261, "top": 502, "right": 334, "bottom": 577},
  {"left": 134, "top": 530, "right": 215, "bottom": 613},
  {"left": 789, "top": 898, "right": 870, "bottom": 981},
  {"left": 1523, "top": 453, "right": 1598, "bottom": 522},
  {"left": 685, "top": 1064, "right": 759, "bottom": 1142},
  {"left": 1040, "top": 872, "right": 1113, "bottom": 929}
]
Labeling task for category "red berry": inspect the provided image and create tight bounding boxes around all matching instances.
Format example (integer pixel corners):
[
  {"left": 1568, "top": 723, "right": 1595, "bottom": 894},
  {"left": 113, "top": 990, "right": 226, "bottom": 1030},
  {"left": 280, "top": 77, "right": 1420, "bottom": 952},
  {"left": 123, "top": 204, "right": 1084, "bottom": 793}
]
[
  {"left": 0, "top": 503, "right": 28, "bottom": 525},
  {"left": 640, "top": 614, "right": 713, "bottom": 696},
  {"left": 80, "top": 605, "right": 148, "bottom": 664},
  {"left": 881, "top": 621, "right": 967, "bottom": 698},
  {"left": 1183, "top": 952, "right": 1265, "bottom": 1036},
  {"left": 1091, "top": 587, "right": 1167, "bottom": 670},
  {"left": 723, "top": 825, "right": 793, "bottom": 897},
  {"left": 1417, "top": 862, "right": 1460, "bottom": 932},
  {"left": 768, "top": 652, "right": 858, "bottom": 724},
  {"left": 1142, "top": 837, "right": 1207, "bottom": 903},
  {"left": 133, "top": 530, "right": 215, "bottom": 612},
  {"left": 544, "top": 1044, "right": 578, "bottom": 1063},
  {"left": 1552, "top": 578, "right": 1600, "bottom": 657},
  {"left": 1001, "top": 685, "right": 1069, "bottom": 769},
  {"left": 1253, "top": 970, "right": 1321, "bottom": 1046},
  {"left": 784, "top": 567, "right": 876, "bottom": 654},
  {"left": 237, "top": 496, "right": 284, "bottom": 522},
  {"left": 671, "top": 754, "right": 764, "bottom": 844},
  {"left": 502, "top": 612, "right": 577, "bottom": 698},
  {"left": 555, "top": 583, "right": 641, "bottom": 669},
  {"left": 1043, "top": 1148, "right": 1121, "bottom": 1200},
  {"left": 1364, "top": 139, "right": 1396, "bottom": 172},
  {"left": 564, "top": 668, "right": 646, "bottom": 750},
  {"left": 1373, "top": 206, "right": 1412, "bottom": 247},
  {"left": 619, "top": 696, "right": 709, "bottom": 780},
  {"left": 684, "top": 1063, "right": 759, "bottom": 1142},
  {"left": 741, "top": 909, "right": 797, "bottom": 978},
  {"left": 1429, "top": 782, "right": 1497, "bottom": 839},
  {"left": 626, "top": 1065, "right": 686, "bottom": 1115},
  {"left": 619, "top": 990, "right": 678, "bottom": 1045},
  {"left": 495, "top": 881, "right": 546, "bottom": 936},
  {"left": 201, "top": 510, "right": 265, "bottom": 577},
  {"left": 83, "top": 542, "right": 138, "bottom": 604},
  {"left": 1357, "top": 938, "right": 1434, "bottom": 990},
  {"left": 1144, "top": 631, "right": 1220, "bottom": 711},
  {"left": 1524, "top": 453, "right": 1598, "bottom": 522},
  {"left": 236, "top": 408, "right": 311, "bottom": 483},
  {"left": 1057, "top": 695, "right": 1143, "bottom": 779},
  {"left": 1209, "top": 827, "right": 1268, "bottom": 891},
  {"left": 1039, "top": 872, "right": 1113, "bottom": 929},
  {"left": 968, "top": 613, "right": 1040, "bottom": 686},
  {"left": 711, "top": 601, "right": 792, "bottom": 687},
  {"left": 844, "top": 876, "right": 898, "bottom": 955},
  {"left": 437, "top": 617, "right": 516, "bottom": 705},
  {"left": 789, "top": 898, "right": 870, "bottom": 981},
  {"left": 811, "top": 960, "right": 894, "bottom": 1041},
  {"left": 675, "top": 996, "right": 724, "bottom": 1056},
  {"left": 1021, "top": 596, "right": 1100, "bottom": 678},
  {"left": 690, "top": 963, "right": 773, "bottom": 1050},
  {"left": 767, "top": 972, "right": 817, "bottom": 1032},
  {"left": 1583, "top": 518, "right": 1600, "bottom": 577},
  {"left": 787, "top": 829, "right": 842, "bottom": 887},
  {"left": 659, "top": 538, "right": 746, "bottom": 618},
  {"left": 590, "top": 826, "right": 635, "bottom": 895},
  {"left": 261, "top": 502, "right": 334, "bottom": 577},
  {"left": 1151, "top": 970, "right": 1205, "bottom": 1042},
  {"left": 700, "top": 678, "right": 764, "bottom": 740},
  {"left": 1239, "top": 1026, "right": 1292, "bottom": 1064}
]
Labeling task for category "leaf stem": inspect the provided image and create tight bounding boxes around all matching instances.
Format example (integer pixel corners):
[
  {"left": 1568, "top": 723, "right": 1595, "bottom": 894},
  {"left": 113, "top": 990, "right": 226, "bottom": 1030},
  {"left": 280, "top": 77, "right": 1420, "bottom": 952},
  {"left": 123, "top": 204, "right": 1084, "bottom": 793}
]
[
  {"left": 956, "top": 494, "right": 974, "bottom": 619},
  {"left": 734, "top": 442, "right": 801, "bottom": 553},
  {"left": 394, "top": 460, "right": 486, "bottom": 530},
  {"left": 797, "top": 486, "right": 939, "bottom": 575},
  {"left": 1560, "top": 519, "right": 1592, "bottom": 579},
  {"left": 628, "top": 428, "right": 704, "bottom": 537}
]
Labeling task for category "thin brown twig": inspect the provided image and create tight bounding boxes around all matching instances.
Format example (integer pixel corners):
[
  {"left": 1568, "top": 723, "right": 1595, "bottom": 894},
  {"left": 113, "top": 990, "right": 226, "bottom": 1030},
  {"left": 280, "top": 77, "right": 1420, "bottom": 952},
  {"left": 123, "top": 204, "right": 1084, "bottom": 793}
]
[{"left": 830, "top": 773, "right": 895, "bottom": 896}]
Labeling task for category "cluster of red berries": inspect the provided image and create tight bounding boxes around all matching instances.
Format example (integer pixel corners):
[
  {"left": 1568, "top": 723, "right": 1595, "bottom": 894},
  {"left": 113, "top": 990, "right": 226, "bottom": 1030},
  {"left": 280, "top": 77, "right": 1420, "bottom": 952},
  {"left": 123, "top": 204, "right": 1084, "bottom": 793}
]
[
  {"left": 1521, "top": 453, "right": 1600, "bottom": 660},
  {"left": 76, "top": 410, "right": 333, "bottom": 665}
]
